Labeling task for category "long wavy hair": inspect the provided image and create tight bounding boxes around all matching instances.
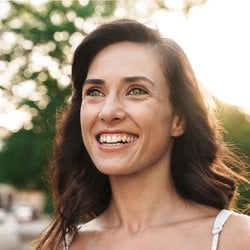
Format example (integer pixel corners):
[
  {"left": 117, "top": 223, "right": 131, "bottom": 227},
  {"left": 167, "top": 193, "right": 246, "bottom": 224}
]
[{"left": 35, "top": 19, "right": 247, "bottom": 249}]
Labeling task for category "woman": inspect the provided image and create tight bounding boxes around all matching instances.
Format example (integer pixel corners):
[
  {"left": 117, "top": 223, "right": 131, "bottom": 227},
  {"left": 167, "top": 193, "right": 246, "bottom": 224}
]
[{"left": 35, "top": 19, "right": 250, "bottom": 249}]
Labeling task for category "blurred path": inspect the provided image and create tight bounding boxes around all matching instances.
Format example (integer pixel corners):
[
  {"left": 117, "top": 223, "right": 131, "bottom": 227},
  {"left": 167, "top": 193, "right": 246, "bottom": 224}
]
[
  {"left": 0, "top": 213, "right": 50, "bottom": 250},
  {"left": 0, "top": 214, "right": 19, "bottom": 250}
]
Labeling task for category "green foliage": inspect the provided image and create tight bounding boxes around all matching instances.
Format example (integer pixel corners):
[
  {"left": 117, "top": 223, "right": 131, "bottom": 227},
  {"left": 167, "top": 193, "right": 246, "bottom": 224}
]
[
  {"left": 217, "top": 102, "right": 250, "bottom": 213},
  {"left": 0, "top": 129, "right": 47, "bottom": 189},
  {"left": 219, "top": 104, "right": 250, "bottom": 158},
  {"left": 0, "top": 0, "right": 117, "bottom": 190}
]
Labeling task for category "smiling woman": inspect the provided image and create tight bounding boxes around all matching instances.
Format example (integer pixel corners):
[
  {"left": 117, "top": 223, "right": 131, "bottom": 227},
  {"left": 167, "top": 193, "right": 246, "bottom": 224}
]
[
  {"left": 80, "top": 41, "right": 183, "bottom": 177},
  {"left": 34, "top": 19, "right": 250, "bottom": 250}
]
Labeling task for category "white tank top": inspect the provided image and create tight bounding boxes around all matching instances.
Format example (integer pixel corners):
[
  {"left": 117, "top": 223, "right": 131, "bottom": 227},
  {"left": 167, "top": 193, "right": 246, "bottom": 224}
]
[{"left": 63, "top": 209, "right": 234, "bottom": 250}]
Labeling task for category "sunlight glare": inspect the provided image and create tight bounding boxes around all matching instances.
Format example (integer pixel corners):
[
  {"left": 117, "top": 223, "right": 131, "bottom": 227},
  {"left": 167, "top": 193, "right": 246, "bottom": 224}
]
[
  {"left": 154, "top": 0, "right": 250, "bottom": 111},
  {"left": 0, "top": 108, "right": 32, "bottom": 133},
  {"left": 0, "top": 1, "right": 11, "bottom": 19}
]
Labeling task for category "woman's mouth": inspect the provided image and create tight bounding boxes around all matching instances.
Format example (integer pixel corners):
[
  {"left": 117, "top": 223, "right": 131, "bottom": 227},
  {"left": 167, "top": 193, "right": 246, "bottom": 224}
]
[{"left": 97, "top": 133, "right": 138, "bottom": 146}]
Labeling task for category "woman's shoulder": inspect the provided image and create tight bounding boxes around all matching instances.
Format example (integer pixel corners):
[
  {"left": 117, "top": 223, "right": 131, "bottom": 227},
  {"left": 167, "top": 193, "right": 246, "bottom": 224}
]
[
  {"left": 228, "top": 212, "right": 250, "bottom": 231},
  {"left": 229, "top": 212, "right": 250, "bottom": 232},
  {"left": 222, "top": 211, "right": 250, "bottom": 248}
]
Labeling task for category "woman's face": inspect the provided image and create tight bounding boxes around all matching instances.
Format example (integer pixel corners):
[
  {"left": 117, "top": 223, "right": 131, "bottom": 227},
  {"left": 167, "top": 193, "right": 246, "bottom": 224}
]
[{"left": 81, "top": 42, "right": 184, "bottom": 176}]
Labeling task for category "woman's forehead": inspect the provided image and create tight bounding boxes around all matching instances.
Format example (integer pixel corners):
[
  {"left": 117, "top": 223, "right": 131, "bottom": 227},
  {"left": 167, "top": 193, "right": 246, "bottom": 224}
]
[{"left": 87, "top": 42, "right": 165, "bottom": 81}]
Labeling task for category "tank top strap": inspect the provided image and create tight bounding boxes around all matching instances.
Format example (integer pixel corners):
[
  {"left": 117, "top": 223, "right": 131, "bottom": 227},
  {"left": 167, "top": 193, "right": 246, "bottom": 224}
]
[
  {"left": 63, "top": 232, "right": 75, "bottom": 250},
  {"left": 211, "top": 209, "right": 234, "bottom": 250}
]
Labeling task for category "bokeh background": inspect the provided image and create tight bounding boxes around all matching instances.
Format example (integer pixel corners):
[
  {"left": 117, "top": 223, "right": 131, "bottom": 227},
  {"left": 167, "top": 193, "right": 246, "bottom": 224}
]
[{"left": 0, "top": 0, "right": 249, "bottom": 248}]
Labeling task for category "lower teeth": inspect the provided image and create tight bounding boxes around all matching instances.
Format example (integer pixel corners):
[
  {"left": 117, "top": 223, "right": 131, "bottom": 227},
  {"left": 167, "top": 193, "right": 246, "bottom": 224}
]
[
  {"left": 101, "top": 142, "right": 127, "bottom": 146},
  {"left": 103, "top": 143, "right": 122, "bottom": 146}
]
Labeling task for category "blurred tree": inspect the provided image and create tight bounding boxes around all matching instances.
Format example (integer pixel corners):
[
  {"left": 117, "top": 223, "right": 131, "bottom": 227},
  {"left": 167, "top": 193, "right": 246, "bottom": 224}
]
[
  {"left": 219, "top": 103, "right": 250, "bottom": 158},
  {"left": 217, "top": 102, "right": 250, "bottom": 214},
  {"left": 0, "top": 0, "right": 117, "bottom": 190}
]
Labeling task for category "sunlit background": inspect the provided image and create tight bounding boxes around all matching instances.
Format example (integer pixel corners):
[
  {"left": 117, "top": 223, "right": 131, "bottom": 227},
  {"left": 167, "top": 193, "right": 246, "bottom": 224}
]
[
  {"left": 0, "top": 0, "right": 249, "bottom": 248},
  {"left": 153, "top": 0, "right": 250, "bottom": 113},
  {"left": 0, "top": 0, "right": 250, "bottom": 135}
]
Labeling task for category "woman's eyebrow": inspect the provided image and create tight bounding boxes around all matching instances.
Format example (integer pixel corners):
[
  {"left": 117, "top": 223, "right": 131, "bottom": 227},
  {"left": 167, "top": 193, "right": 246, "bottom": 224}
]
[
  {"left": 84, "top": 76, "right": 155, "bottom": 85},
  {"left": 122, "top": 76, "right": 155, "bottom": 85},
  {"left": 84, "top": 79, "right": 105, "bottom": 85}
]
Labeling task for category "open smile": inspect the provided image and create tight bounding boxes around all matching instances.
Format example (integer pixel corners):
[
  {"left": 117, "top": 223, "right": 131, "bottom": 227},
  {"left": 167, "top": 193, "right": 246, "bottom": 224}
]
[{"left": 96, "top": 133, "right": 139, "bottom": 146}]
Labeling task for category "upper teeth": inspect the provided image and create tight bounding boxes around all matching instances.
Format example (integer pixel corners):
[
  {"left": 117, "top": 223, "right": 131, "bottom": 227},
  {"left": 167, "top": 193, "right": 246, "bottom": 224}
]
[{"left": 99, "top": 134, "right": 138, "bottom": 144}]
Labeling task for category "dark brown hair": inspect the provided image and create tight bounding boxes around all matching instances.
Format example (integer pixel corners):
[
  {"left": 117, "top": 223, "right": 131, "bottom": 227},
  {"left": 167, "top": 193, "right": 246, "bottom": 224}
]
[{"left": 35, "top": 19, "right": 246, "bottom": 249}]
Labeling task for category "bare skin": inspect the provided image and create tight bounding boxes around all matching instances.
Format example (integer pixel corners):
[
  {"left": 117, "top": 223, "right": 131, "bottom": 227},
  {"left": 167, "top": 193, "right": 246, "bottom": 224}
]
[
  {"left": 70, "top": 183, "right": 217, "bottom": 250},
  {"left": 69, "top": 170, "right": 250, "bottom": 250}
]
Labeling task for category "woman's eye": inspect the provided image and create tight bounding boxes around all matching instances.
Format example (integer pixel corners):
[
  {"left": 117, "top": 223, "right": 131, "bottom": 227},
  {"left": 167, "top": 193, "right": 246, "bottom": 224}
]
[
  {"left": 86, "top": 88, "right": 104, "bottom": 97},
  {"left": 127, "top": 87, "right": 147, "bottom": 95}
]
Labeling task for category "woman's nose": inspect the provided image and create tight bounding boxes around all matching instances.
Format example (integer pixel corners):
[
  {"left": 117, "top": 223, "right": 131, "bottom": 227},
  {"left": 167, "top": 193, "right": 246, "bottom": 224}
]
[{"left": 98, "top": 95, "right": 127, "bottom": 124}]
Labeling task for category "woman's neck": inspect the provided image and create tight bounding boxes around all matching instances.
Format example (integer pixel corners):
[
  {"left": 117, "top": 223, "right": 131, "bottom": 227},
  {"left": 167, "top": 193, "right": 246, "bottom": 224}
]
[{"left": 103, "top": 166, "right": 187, "bottom": 233}]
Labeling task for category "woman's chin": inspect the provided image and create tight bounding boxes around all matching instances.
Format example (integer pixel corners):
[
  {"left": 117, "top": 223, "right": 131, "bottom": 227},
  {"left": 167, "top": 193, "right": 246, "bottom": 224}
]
[{"left": 95, "top": 163, "right": 135, "bottom": 176}]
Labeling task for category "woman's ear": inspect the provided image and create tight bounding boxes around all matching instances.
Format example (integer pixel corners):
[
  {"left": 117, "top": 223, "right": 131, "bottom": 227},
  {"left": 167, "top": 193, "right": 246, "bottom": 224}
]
[{"left": 171, "top": 113, "right": 186, "bottom": 137}]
